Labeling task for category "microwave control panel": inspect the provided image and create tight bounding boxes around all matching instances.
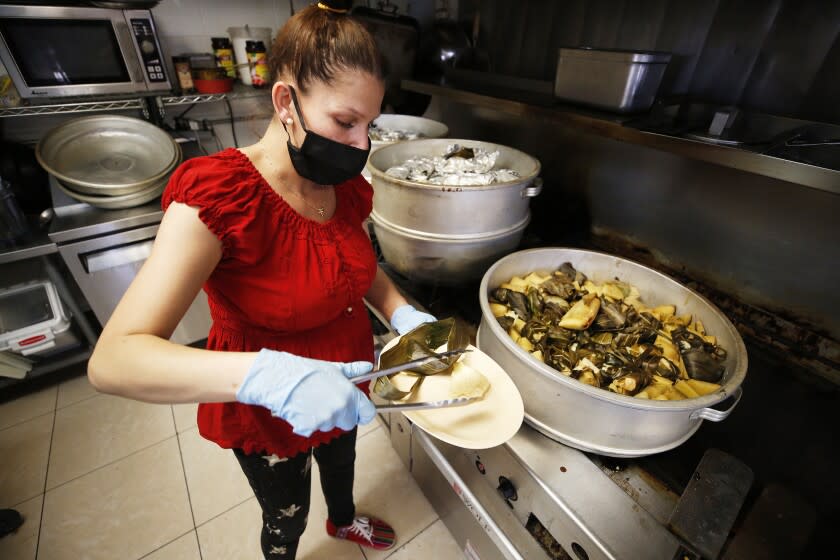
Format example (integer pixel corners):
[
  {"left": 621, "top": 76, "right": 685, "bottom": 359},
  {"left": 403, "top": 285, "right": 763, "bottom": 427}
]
[{"left": 130, "top": 17, "right": 166, "bottom": 83}]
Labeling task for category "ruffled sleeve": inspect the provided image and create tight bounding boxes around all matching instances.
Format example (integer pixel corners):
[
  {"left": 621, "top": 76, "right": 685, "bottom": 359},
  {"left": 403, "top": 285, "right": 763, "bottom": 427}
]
[
  {"left": 342, "top": 175, "right": 373, "bottom": 226},
  {"left": 161, "top": 151, "right": 264, "bottom": 261}
]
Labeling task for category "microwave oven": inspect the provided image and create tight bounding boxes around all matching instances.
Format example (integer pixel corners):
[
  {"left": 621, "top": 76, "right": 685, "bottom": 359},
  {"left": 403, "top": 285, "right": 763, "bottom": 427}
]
[{"left": 0, "top": 4, "right": 170, "bottom": 98}]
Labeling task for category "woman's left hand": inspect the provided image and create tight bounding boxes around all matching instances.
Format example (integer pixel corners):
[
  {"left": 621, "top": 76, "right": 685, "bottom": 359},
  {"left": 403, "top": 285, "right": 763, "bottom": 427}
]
[{"left": 389, "top": 304, "right": 437, "bottom": 335}]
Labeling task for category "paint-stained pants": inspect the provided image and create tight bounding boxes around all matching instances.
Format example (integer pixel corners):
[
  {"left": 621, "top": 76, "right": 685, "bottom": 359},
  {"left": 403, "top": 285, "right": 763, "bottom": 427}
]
[{"left": 233, "top": 428, "right": 357, "bottom": 559}]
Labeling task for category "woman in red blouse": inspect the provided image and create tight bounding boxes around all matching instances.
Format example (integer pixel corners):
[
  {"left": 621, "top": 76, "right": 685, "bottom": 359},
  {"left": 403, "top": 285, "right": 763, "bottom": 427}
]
[{"left": 88, "top": 2, "right": 435, "bottom": 558}]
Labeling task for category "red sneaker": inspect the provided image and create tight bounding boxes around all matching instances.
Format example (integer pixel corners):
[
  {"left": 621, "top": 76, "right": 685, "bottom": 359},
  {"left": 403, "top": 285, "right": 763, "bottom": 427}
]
[{"left": 326, "top": 515, "right": 396, "bottom": 550}]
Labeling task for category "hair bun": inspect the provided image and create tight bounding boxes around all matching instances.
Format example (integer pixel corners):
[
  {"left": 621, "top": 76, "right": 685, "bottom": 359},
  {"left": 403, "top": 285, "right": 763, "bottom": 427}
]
[{"left": 316, "top": 0, "right": 352, "bottom": 13}]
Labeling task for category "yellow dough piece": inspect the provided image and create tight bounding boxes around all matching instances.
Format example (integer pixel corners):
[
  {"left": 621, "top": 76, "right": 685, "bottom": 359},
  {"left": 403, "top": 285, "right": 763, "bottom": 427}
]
[{"left": 449, "top": 361, "right": 491, "bottom": 399}]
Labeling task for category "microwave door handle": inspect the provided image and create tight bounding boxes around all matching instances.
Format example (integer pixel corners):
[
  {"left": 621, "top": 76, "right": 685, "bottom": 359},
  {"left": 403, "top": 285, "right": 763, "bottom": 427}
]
[
  {"left": 113, "top": 20, "right": 144, "bottom": 83},
  {"left": 82, "top": 239, "right": 154, "bottom": 274}
]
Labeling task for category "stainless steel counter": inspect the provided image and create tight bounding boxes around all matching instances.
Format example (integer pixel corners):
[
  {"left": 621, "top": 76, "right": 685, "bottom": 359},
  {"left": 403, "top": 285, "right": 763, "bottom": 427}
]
[
  {"left": 46, "top": 200, "right": 163, "bottom": 244},
  {"left": 402, "top": 80, "right": 840, "bottom": 196},
  {"left": 0, "top": 228, "right": 56, "bottom": 265}
]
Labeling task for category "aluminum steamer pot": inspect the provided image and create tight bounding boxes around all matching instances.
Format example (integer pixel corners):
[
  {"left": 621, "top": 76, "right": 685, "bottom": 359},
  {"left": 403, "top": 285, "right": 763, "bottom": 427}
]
[
  {"left": 363, "top": 115, "right": 448, "bottom": 183},
  {"left": 371, "top": 210, "right": 529, "bottom": 284},
  {"left": 370, "top": 114, "right": 449, "bottom": 151},
  {"left": 476, "top": 248, "right": 748, "bottom": 457},
  {"left": 36, "top": 115, "right": 180, "bottom": 196},
  {"left": 368, "top": 138, "right": 542, "bottom": 236}
]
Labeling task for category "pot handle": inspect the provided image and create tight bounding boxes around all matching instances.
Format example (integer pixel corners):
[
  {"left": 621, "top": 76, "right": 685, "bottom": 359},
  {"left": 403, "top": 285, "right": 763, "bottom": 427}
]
[
  {"left": 520, "top": 177, "right": 543, "bottom": 198},
  {"left": 689, "top": 386, "right": 743, "bottom": 422}
]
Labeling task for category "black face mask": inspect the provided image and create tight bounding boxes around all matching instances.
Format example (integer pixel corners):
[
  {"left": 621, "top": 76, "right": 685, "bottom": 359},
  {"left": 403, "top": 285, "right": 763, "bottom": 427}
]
[{"left": 283, "top": 86, "right": 370, "bottom": 185}]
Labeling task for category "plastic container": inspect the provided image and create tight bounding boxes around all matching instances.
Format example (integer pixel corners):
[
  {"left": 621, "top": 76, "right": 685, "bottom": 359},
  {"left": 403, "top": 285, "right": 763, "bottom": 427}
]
[
  {"left": 0, "top": 280, "right": 79, "bottom": 356},
  {"left": 227, "top": 26, "right": 272, "bottom": 85},
  {"left": 184, "top": 52, "right": 217, "bottom": 69},
  {"left": 192, "top": 67, "right": 234, "bottom": 93},
  {"left": 193, "top": 77, "right": 234, "bottom": 94}
]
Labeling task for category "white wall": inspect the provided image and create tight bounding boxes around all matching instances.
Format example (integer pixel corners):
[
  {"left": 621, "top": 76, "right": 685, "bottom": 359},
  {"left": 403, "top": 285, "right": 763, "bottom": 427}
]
[
  {"left": 152, "top": 0, "right": 439, "bottom": 64},
  {"left": 152, "top": 0, "right": 288, "bottom": 58}
]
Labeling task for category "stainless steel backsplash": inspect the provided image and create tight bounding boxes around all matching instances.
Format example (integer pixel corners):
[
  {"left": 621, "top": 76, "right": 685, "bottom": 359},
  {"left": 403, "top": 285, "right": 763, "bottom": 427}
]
[
  {"left": 425, "top": 97, "right": 840, "bottom": 382},
  {"left": 455, "top": 0, "right": 840, "bottom": 124}
]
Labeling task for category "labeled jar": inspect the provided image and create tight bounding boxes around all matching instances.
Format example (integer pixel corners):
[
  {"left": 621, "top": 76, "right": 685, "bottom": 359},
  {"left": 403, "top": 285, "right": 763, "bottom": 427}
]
[
  {"left": 212, "top": 37, "right": 236, "bottom": 79},
  {"left": 171, "top": 56, "right": 194, "bottom": 93},
  {"left": 246, "top": 40, "right": 270, "bottom": 88}
]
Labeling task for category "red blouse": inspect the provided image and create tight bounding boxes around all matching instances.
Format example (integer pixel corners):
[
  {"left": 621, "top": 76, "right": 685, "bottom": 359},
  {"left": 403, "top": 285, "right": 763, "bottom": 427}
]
[{"left": 161, "top": 148, "right": 378, "bottom": 458}]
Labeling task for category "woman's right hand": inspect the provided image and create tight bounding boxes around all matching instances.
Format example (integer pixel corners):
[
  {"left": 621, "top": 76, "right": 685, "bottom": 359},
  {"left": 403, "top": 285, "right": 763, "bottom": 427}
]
[{"left": 236, "top": 350, "right": 376, "bottom": 437}]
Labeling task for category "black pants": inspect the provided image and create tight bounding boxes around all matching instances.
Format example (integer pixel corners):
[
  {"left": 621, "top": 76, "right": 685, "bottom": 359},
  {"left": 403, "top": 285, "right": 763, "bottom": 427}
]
[{"left": 233, "top": 429, "right": 357, "bottom": 559}]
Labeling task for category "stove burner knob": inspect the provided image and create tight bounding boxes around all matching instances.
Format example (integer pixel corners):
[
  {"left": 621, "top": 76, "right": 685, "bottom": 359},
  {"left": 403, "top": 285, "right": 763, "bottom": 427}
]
[{"left": 497, "top": 476, "right": 518, "bottom": 502}]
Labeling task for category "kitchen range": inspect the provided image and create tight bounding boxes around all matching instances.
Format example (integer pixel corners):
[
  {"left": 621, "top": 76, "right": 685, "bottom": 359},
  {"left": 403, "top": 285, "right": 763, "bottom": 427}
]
[
  {"left": 1, "top": 1, "right": 837, "bottom": 558},
  {"left": 357, "top": 99, "right": 836, "bottom": 558},
  {"left": 365, "top": 250, "right": 828, "bottom": 560}
]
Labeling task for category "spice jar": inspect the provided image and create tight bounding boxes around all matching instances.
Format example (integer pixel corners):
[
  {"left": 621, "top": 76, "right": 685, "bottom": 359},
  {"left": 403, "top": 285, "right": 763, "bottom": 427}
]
[
  {"left": 212, "top": 37, "right": 236, "bottom": 79},
  {"left": 245, "top": 40, "right": 269, "bottom": 88},
  {"left": 171, "top": 56, "right": 194, "bottom": 93}
]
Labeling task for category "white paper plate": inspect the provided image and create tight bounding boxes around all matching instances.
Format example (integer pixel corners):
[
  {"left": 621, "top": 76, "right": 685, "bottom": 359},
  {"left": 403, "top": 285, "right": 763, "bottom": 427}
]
[{"left": 376, "top": 340, "right": 524, "bottom": 449}]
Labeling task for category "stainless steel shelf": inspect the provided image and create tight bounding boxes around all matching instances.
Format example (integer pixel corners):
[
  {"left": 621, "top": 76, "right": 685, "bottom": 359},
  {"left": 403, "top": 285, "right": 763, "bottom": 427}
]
[
  {"left": 0, "top": 236, "right": 57, "bottom": 264},
  {"left": 0, "top": 98, "right": 144, "bottom": 118},
  {"left": 162, "top": 84, "right": 269, "bottom": 106},
  {"left": 47, "top": 200, "right": 163, "bottom": 244},
  {"left": 403, "top": 79, "right": 840, "bottom": 195},
  {"left": 0, "top": 222, "right": 57, "bottom": 265},
  {"left": 0, "top": 88, "right": 264, "bottom": 118},
  {"left": 159, "top": 93, "right": 226, "bottom": 107}
]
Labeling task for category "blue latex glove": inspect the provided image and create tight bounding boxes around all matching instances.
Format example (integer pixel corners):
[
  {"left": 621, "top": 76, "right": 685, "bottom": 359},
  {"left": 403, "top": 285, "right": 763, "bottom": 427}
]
[
  {"left": 390, "top": 304, "right": 437, "bottom": 335},
  {"left": 236, "top": 350, "right": 376, "bottom": 437}
]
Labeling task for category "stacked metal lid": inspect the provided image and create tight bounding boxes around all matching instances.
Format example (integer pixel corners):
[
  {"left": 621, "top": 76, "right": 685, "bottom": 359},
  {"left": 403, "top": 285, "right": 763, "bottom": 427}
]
[{"left": 36, "top": 115, "right": 181, "bottom": 210}]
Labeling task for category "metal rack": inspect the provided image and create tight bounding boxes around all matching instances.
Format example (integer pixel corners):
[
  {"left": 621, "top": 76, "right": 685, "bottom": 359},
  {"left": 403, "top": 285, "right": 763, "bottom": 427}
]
[
  {"left": 0, "top": 92, "right": 226, "bottom": 118},
  {"left": 0, "top": 98, "right": 144, "bottom": 118},
  {"left": 159, "top": 92, "right": 227, "bottom": 107}
]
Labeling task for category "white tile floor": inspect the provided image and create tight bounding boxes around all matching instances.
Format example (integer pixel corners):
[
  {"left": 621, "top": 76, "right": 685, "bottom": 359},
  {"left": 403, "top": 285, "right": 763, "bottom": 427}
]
[{"left": 0, "top": 366, "right": 467, "bottom": 560}]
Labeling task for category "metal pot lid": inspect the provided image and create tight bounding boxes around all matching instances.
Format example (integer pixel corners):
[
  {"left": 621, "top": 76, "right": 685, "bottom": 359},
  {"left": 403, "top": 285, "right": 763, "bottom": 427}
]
[
  {"left": 559, "top": 47, "right": 672, "bottom": 64},
  {"left": 36, "top": 115, "right": 180, "bottom": 194},
  {"left": 370, "top": 114, "right": 449, "bottom": 146}
]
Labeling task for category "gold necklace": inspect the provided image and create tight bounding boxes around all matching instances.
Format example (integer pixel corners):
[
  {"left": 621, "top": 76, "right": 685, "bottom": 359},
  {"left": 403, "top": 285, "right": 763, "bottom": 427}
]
[
  {"left": 283, "top": 187, "right": 327, "bottom": 217},
  {"left": 260, "top": 151, "right": 328, "bottom": 217}
]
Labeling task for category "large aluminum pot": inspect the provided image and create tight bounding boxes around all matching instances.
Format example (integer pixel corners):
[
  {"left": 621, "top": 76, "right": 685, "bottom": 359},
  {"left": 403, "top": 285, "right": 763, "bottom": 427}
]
[
  {"left": 370, "top": 114, "right": 449, "bottom": 150},
  {"left": 371, "top": 210, "right": 529, "bottom": 284},
  {"left": 363, "top": 114, "right": 448, "bottom": 183},
  {"left": 476, "top": 248, "right": 748, "bottom": 457},
  {"left": 36, "top": 115, "right": 180, "bottom": 196},
  {"left": 368, "top": 138, "right": 542, "bottom": 236}
]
